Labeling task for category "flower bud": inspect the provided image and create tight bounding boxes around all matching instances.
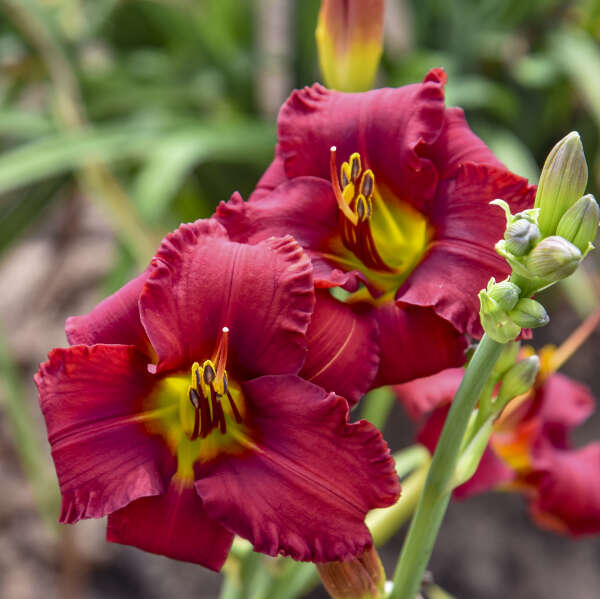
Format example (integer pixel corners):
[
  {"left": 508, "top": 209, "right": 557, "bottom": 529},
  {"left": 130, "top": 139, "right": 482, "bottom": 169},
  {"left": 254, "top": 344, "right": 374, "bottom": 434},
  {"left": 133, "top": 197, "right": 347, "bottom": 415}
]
[
  {"left": 317, "top": 546, "right": 385, "bottom": 599},
  {"left": 535, "top": 132, "right": 588, "bottom": 236},
  {"left": 315, "top": 0, "right": 384, "bottom": 92},
  {"left": 496, "top": 356, "right": 540, "bottom": 407},
  {"left": 556, "top": 194, "right": 599, "bottom": 253},
  {"left": 525, "top": 235, "right": 581, "bottom": 282},
  {"left": 488, "top": 279, "right": 521, "bottom": 311},
  {"left": 492, "top": 341, "right": 521, "bottom": 378},
  {"left": 508, "top": 298, "right": 550, "bottom": 329},
  {"left": 478, "top": 289, "right": 521, "bottom": 344},
  {"left": 504, "top": 218, "right": 541, "bottom": 256},
  {"left": 453, "top": 417, "right": 494, "bottom": 490}
]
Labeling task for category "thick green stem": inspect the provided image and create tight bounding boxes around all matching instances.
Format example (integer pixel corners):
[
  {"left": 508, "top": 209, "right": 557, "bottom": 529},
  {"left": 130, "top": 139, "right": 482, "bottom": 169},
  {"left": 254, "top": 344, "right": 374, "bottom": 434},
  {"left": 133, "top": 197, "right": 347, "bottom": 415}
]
[{"left": 389, "top": 334, "right": 504, "bottom": 599}]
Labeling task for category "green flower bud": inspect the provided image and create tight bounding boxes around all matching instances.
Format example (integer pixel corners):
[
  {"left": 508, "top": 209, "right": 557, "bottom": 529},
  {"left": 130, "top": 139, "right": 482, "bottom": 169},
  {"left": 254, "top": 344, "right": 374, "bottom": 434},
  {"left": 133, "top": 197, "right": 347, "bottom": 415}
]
[
  {"left": 556, "top": 194, "right": 599, "bottom": 253},
  {"left": 509, "top": 298, "right": 549, "bottom": 329},
  {"left": 535, "top": 132, "right": 588, "bottom": 236},
  {"left": 452, "top": 417, "right": 494, "bottom": 490},
  {"left": 504, "top": 218, "right": 541, "bottom": 256},
  {"left": 492, "top": 341, "right": 521, "bottom": 378},
  {"left": 496, "top": 356, "right": 540, "bottom": 407},
  {"left": 488, "top": 279, "right": 521, "bottom": 311},
  {"left": 478, "top": 289, "right": 521, "bottom": 344},
  {"left": 525, "top": 235, "right": 581, "bottom": 282}
]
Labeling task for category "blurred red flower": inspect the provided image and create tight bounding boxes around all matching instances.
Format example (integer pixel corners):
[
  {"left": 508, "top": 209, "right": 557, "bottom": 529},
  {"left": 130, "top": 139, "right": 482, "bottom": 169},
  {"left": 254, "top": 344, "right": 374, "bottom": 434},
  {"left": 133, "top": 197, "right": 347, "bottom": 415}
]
[{"left": 396, "top": 362, "right": 600, "bottom": 536}]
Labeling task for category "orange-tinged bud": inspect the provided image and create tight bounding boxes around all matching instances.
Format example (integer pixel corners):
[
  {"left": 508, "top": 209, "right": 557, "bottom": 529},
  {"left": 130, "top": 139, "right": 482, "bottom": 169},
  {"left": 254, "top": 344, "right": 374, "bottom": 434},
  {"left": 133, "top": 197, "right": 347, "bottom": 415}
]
[
  {"left": 316, "top": 0, "right": 385, "bottom": 92},
  {"left": 317, "top": 546, "right": 385, "bottom": 599}
]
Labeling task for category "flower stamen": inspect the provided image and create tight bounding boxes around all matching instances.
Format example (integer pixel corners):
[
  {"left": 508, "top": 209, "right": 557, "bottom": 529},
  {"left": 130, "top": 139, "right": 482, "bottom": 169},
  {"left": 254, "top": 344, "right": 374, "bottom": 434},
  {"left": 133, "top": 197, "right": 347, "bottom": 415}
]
[{"left": 185, "top": 326, "right": 243, "bottom": 441}]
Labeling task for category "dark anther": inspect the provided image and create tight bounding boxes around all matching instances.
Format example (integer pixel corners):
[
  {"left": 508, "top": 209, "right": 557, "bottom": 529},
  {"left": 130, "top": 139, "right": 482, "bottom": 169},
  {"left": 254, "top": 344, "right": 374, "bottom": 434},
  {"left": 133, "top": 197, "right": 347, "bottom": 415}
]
[
  {"left": 189, "top": 388, "right": 201, "bottom": 409},
  {"left": 357, "top": 196, "right": 366, "bottom": 221},
  {"left": 195, "top": 367, "right": 202, "bottom": 388},
  {"left": 351, "top": 156, "right": 360, "bottom": 182},
  {"left": 203, "top": 364, "right": 216, "bottom": 385},
  {"left": 341, "top": 169, "right": 349, "bottom": 188},
  {"left": 361, "top": 172, "right": 373, "bottom": 198}
]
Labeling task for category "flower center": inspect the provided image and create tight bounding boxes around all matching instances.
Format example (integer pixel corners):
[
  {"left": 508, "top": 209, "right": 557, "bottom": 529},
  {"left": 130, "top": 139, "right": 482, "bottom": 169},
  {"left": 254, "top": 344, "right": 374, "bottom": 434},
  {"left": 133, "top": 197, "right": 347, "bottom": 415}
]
[
  {"left": 181, "top": 327, "right": 244, "bottom": 441},
  {"left": 329, "top": 146, "right": 433, "bottom": 298}
]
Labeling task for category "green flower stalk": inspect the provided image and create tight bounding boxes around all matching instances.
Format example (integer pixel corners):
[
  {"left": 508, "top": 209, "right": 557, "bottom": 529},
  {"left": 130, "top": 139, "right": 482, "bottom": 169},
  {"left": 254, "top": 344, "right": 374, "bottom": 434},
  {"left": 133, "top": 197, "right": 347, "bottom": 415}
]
[{"left": 535, "top": 131, "right": 588, "bottom": 236}]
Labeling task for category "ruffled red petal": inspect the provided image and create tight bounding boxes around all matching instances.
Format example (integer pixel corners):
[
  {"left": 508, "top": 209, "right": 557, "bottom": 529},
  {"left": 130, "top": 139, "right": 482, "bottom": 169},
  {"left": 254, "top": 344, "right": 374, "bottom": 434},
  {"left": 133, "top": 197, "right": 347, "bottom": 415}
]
[
  {"left": 395, "top": 367, "right": 464, "bottom": 420},
  {"left": 139, "top": 219, "right": 314, "bottom": 377},
  {"left": 528, "top": 443, "right": 600, "bottom": 536},
  {"left": 107, "top": 479, "right": 234, "bottom": 569},
  {"left": 300, "top": 291, "right": 379, "bottom": 406},
  {"left": 216, "top": 182, "right": 363, "bottom": 291},
  {"left": 34, "top": 345, "right": 174, "bottom": 523},
  {"left": 65, "top": 269, "right": 152, "bottom": 356},
  {"left": 397, "top": 163, "right": 536, "bottom": 337},
  {"left": 371, "top": 303, "right": 466, "bottom": 388},
  {"left": 195, "top": 375, "right": 399, "bottom": 562},
  {"left": 423, "top": 107, "right": 504, "bottom": 180},
  {"left": 277, "top": 70, "right": 447, "bottom": 211}
]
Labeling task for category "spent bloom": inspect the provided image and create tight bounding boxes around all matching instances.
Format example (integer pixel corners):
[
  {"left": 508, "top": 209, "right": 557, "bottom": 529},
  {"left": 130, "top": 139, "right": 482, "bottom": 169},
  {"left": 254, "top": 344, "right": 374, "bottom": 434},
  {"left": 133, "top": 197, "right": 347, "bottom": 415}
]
[
  {"left": 396, "top": 349, "right": 600, "bottom": 536},
  {"left": 216, "top": 69, "right": 536, "bottom": 393},
  {"left": 35, "top": 220, "right": 400, "bottom": 568}
]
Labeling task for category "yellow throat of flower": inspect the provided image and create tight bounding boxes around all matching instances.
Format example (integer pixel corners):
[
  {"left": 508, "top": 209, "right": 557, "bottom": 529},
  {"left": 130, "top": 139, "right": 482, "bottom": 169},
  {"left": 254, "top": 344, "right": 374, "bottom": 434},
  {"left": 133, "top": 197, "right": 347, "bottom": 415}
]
[
  {"left": 329, "top": 147, "right": 433, "bottom": 300},
  {"left": 143, "top": 327, "right": 252, "bottom": 481}
]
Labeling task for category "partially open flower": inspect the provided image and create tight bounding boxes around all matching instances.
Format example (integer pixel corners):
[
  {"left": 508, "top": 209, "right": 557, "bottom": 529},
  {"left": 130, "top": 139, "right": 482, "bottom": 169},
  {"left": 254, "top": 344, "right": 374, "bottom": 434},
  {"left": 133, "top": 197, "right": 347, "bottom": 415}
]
[
  {"left": 36, "top": 220, "right": 400, "bottom": 568},
  {"left": 216, "top": 69, "right": 535, "bottom": 390}
]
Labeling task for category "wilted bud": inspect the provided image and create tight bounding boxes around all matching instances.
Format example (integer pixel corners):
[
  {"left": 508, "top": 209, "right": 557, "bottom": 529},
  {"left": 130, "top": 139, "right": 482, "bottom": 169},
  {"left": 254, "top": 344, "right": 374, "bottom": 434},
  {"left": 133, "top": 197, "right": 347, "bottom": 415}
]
[
  {"left": 535, "top": 132, "right": 588, "bottom": 237},
  {"left": 315, "top": 0, "right": 384, "bottom": 92},
  {"left": 317, "top": 546, "right": 385, "bottom": 599},
  {"left": 497, "top": 356, "right": 540, "bottom": 406},
  {"left": 504, "top": 218, "right": 541, "bottom": 256},
  {"left": 556, "top": 194, "right": 599, "bottom": 253},
  {"left": 525, "top": 235, "right": 581, "bottom": 282},
  {"left": 509, "top": 298, "right": 550, "bottom": 329},
  {"left": 479, "top": 288, "right": 522, "bottom": 344},
  {"left": 488, "top": 279, "right": 521, "bottom": 311}
]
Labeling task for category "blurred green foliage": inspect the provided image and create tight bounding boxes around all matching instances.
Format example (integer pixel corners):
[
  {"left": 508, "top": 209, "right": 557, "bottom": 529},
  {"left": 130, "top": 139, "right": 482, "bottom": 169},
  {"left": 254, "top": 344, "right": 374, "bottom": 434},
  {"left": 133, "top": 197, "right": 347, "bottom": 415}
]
[{"left": 1, "top": 0, "right": 600, "bottom": 276}]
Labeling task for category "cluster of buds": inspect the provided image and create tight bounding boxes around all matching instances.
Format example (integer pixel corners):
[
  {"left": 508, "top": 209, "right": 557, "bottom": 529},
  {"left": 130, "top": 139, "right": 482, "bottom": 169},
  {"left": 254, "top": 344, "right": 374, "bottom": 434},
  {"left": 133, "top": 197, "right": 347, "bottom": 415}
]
[
  {"left": 480, "top": 132, "right": 599, "bottom": 343},
  {"left": 478, "top": 277, "right": 549, "bottom": 343}
]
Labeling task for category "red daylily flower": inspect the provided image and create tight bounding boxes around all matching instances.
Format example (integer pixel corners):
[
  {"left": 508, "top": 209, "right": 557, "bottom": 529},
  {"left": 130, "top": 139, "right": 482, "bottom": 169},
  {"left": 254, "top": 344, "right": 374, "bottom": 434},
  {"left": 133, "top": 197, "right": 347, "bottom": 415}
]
[
  {"left": 35, "top": 220, "right": 400, "bottom": 569},
  {"left": 215, "top": 69, "right": 536, "bottom": 393},
  {"left": 396, "top": 367, "right": 600, "bottom": 536}
]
